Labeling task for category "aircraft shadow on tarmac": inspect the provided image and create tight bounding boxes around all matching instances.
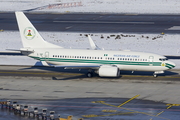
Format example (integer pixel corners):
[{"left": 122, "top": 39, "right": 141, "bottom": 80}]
[{"left": 19, "top": 65, "right": 179, "bottom": 80}]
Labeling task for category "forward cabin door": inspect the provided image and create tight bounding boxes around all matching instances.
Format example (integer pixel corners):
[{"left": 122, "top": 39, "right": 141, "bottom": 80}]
[{"left": 148, "top": 56, "right": 154, "bottom": 66}]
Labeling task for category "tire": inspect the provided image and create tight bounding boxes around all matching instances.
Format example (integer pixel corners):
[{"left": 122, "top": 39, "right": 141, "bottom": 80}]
[
  {"left": 153, "top": 74, "right": 157, "bottom": 78},
  {"left": 87, "top": 72, "right": 93, "bottom": 77}
]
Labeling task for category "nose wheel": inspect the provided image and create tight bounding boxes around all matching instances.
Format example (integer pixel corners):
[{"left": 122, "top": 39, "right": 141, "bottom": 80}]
[
  {"left": 153, "top": 74, "right": 158, "bottom": 78},
  {"left": 153, "top": 71, "right": 164, "bottom": 78}
]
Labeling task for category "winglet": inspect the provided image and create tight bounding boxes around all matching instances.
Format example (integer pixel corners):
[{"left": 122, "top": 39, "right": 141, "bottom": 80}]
[{"left": 88, "top": 35, "right": 100, "bottom": 50}]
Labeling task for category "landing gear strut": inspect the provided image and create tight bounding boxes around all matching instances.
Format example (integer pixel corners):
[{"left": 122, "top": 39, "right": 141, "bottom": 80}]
[{"left": 153, "top": 71, "right": 164, "bottom": 78}]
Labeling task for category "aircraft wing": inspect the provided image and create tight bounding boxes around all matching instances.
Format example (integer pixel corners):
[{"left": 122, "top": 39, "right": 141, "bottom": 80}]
[
  {"left": 40, "top": 61, "right": 100, "bottom": 69},
  {"left": 53, "top": 64, "right": 100, "bottom": 70}
]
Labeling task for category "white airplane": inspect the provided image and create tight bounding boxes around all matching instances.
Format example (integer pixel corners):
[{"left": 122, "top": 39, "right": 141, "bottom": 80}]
[{"left": 15, "top": 12, "right": 175, "bottom": 78}]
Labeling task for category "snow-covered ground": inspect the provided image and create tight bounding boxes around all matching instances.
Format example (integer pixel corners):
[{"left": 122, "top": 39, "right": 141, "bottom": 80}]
[
  {"left": 1, "top": 31, "right": 180, "bottom": 55},
  {"left": 0, "top": 0, "right": 180, "bottom": 14}
]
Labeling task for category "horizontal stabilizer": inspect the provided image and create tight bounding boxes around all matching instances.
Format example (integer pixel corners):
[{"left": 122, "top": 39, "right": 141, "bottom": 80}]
[
  {"left": 6, "top": 48, "right": 34, "bottom": 52},
  {"left": 0, "top": 51, "right": 23, "bottom": 56}
]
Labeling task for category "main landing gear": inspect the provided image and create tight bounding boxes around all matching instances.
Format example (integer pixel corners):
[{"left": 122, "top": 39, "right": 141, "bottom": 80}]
[{"left": 86, "top": 72, "right": 93, "bottom": 77}]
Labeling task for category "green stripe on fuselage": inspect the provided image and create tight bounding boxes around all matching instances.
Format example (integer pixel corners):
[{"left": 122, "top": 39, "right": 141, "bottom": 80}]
[{"left": 166, "top": 63, "right": 175, "bottom": 69}]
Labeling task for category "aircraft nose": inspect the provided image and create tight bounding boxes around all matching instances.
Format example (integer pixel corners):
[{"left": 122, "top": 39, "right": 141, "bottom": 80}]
[{"left": 166, "top": 61, "right": 176, "bottom": 69}]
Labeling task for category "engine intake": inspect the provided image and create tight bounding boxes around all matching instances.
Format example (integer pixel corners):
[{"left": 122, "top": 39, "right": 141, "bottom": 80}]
[{"left": 98, "top": 65, "right": 120, "bottom": 77}]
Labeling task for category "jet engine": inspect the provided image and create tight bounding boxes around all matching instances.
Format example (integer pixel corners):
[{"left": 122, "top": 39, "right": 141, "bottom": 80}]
[{"left": 97, "top": 65, "right": 120, "bottom": 77}]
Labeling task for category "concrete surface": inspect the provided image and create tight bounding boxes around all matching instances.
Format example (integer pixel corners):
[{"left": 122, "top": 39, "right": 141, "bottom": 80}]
[{"left": 0, "top": 66, "right": 180, "bottom": 120}]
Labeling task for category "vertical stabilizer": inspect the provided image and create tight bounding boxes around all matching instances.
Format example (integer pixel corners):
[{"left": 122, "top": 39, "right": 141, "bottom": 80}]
[{"left": 15, "top": 12, "right": 62, "bottom": 48}]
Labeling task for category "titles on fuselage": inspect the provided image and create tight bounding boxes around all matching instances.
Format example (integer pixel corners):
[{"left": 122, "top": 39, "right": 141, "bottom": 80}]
[{"left": 113, "top": 54, "right": 140, "bottom": 58}]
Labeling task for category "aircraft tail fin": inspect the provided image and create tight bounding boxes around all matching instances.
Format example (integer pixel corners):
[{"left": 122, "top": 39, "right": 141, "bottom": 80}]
[{"left": 15, "top": 12, "right": 62, "bottom": 48}]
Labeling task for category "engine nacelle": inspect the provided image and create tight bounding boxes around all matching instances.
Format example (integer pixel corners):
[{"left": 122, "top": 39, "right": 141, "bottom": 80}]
[{"left": 98, "top": 65, "right": 120, "bottom": 77}]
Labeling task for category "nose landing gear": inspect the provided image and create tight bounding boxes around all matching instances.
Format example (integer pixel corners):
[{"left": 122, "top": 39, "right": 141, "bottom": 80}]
[
  {"left": 153, "top": 74, "right": 158, "bottom": 78},
  {"left": 153, "top": 71, "right": 164, "bottom": 78}
]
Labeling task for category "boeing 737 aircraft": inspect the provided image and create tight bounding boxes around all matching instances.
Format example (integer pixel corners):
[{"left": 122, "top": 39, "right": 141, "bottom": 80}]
[{"left": 14, "top": 12, "right": 175, "bottom": 77}]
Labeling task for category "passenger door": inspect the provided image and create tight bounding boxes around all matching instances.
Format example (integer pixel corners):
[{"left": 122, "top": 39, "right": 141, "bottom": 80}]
[
  {"left": 44, "top": 51, "right": 49, "bottom": 61},
  {"left": 149, "top": 56, "right": 154, "bottom": 66}
]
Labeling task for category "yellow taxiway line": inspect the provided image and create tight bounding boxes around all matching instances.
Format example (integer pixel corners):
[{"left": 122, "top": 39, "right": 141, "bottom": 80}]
[{"left": 118, "top": 94, "right": 140, "bottom": 108}]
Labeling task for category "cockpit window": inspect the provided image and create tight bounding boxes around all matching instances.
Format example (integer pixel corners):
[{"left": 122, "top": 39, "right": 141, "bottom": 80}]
[{"left": 159, "top": 58, "right": 168, "bottom": 61}]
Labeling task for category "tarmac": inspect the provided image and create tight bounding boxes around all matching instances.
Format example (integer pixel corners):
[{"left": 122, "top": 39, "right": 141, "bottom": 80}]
[{"left": 0, "top": 65, "right": 180, "bottom": 120}]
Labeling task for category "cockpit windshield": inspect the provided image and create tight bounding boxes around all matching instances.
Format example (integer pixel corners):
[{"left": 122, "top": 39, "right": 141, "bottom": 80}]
[{"left": 159, "top": 58, "right": 168, "bottom": 61}]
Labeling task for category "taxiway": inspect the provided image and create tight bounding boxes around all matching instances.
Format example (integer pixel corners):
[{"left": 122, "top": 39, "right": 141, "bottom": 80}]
[{"left": 1, "top": 12, "right": 180, "bottom": 33}]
